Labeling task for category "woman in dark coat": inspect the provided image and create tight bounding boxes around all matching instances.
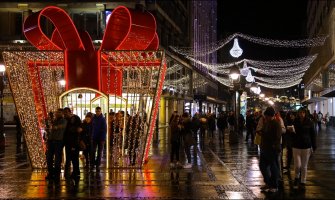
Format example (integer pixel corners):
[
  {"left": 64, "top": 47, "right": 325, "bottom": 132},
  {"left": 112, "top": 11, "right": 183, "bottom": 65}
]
[
  {"left": 290, "top": 108, "right": 316, "bottom": 190},
  {"left": 181, "top": 112, "right": 195, "bottom": 169},
  {"left": 170, "top": 115, "right": 181, "bottom": 168}
]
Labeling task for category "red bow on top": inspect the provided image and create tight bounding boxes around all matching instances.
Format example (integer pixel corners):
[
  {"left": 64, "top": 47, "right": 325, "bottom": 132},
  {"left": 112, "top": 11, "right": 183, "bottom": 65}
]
[{"left": 23, "top": 6, "right": 159, "bottom": 93}]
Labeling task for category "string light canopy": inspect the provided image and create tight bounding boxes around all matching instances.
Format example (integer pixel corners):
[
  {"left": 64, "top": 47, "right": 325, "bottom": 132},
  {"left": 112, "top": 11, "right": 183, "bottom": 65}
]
[
  {"left": 171, "top": 33, "right": 324, "bottom": 90},
  {"left": 185, "top": 54, "right": 316, "bottom": 89},
  {"left": 170, "top": 33, "right": 327, "bottom": 57}
]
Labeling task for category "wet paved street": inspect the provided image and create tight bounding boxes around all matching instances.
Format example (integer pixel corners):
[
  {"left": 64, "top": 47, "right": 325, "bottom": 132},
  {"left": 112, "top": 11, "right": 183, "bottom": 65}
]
[{"left": 1, "top": 125, "right": 335, "bottom": 199}]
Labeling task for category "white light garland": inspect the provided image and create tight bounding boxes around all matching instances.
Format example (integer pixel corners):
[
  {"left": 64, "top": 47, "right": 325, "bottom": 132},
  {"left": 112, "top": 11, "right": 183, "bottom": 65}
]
[
  {"left": 250, "top": 65, "right": 310, "bottom": 76},
  {"left": 170, "top": 33, "right": 327, "bottom": 57},
  {"left": 254, "top": 73, "right": 304, "bottom": 84},
  {"left": 209, "top": 74, "right": 232, "bottom": 87},
  {"left": 257, "top": 79, "right": 302, "bottom": 89}
]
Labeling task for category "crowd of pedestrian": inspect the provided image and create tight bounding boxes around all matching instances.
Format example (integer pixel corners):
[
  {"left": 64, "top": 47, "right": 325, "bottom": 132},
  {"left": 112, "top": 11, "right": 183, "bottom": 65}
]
[
  {"left": 44, "top": 106, "right": 107, "bottom": 185},
  {"left": 255, "top": 106, "right": 317, "bottom": 193},
  {"left": 29, "top": 103, "right": 321, "bottom": 194},
  {"left": 167, "top": 106, "right": 319, "bottom": 194}
]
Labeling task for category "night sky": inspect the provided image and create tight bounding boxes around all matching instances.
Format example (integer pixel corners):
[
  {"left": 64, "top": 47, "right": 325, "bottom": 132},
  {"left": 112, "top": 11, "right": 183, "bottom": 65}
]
[
  {"left": 217, "top": 0, "right": 308, "bottom": 95},
  {"left": 218, "top": 0, "right": 308, "bottom": 61}
]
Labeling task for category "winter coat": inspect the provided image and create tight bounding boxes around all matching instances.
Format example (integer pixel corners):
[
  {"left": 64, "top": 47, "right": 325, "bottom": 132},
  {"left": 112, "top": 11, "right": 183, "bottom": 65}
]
[
  {"left": 92, "top": 114, "right": 107, "bottom": 141},
  {"left": 260, "top": 118, "right": 282, "bottom": 153},
  {"left": 292, "top": 117, "right": 316, "bottom": 150}
]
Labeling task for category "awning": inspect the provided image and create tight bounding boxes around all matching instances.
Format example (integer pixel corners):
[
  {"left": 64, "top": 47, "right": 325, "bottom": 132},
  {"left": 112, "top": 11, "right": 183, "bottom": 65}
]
[
  {"left": 321, "top": 86, "right": 335, "bottom": 97},
  {"left": 301, "top": 97, "right": 328, "bottom": 104}
]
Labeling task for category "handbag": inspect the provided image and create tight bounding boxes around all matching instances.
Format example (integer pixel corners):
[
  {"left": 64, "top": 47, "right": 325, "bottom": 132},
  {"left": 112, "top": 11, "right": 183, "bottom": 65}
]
[{"left": 254, "top": 133, "right": 261, "bottom": 145}]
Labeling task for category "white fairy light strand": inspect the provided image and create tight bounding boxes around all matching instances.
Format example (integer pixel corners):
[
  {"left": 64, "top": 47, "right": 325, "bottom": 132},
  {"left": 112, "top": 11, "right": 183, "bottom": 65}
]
[
  {"left": 250, "top": 65, "right": 310, "bottom": 76},
  {"left": 187, "top": 55, "right": 316, "bottom": 70},
  {"left": 209, "top": 74, "right": 232, "bottom": 87},
  {"left": 257, "top": 79, "right": 302, "bottom": 89},
  {"left": 254, "top": 73, "right": 305, "bottom": 84},
  {"left": 170, "top": 32, "right": 327, "bottom": 56}
]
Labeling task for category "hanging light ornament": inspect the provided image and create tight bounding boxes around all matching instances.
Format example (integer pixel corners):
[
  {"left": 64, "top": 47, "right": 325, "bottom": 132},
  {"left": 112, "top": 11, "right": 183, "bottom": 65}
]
[
  {"left": 250, "top": 82, "right": 258, "bottom": 92},
  {"left": 246, "top": 70, "right": 255, "bottom": 82},
  {"left": 255, "top": 86, "right": 261, "bottom": 94},
  {"left": 230, "top": 38, "right": 243, "bottom": 58},
  {"left": 240, "top": 61, "right": 249, "bottom": 76}
]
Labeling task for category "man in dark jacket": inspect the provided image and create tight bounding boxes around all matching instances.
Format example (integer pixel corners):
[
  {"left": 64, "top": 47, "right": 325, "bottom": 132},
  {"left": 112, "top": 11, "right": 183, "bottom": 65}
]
[
  {"left": 259, "top": 106, "right": 282, "bottom": 193},
  {"left": 46, "top": 109, "right": 67, "bottom": 183},
  {"left": 217, "top": 112, "right": 227, "bottom": 143},
  {"left": 63, "top": 107, "right": 82, "bottom": 180},
  {"left": 91, "top": 106, "right": 107, "bottom": 171},
  {"left": 245, "top": 110, "right": 256, "bottom": 143}
]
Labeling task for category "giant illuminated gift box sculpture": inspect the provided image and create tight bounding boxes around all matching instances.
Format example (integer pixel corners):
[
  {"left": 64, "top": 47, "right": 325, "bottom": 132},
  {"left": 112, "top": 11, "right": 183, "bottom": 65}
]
[{"left": 2, "top": 6, "right": 166, "bottom": 169}]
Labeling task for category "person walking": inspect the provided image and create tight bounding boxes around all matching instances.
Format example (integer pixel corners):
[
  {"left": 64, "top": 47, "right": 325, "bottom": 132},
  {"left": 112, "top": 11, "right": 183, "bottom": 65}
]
[
  {"left": 45, "top": 109, "right": 67, "bottom": 183},
  {"left": 245, "top": 110, "right": 255, "bottom": 143},
  {"left": 227, "top": 111, "right": 235, "bottom": 133},
  {"left": 63, "top": 107, "right": 82, "bottom": 180},
  {"left": 91, "top": 107, "right": 107, "bottom": 172},
  {"left": 170, "top": 114, "right": 181, "bottom": 168},
  {"left": 259, "top": 106, "right": 282, "bottom": 193},
  {"left": 80, "top": 112, "right": 93, "bottom": 169},
  {"left": 207, "top": 112, "right": 216, "bottom": 143},
  {"left": 317, "top": 111, "right": 323, "bottom": 131},
  {"left": 217, "top": 112, "right": 227, "bottom": 143},
  {"left": 180, "top": 112, "right": 195, "bottom": 169},
  {"left": 283, "top": 111, "right": 295, "bottom": 173},
  {"left": 290, "top": 107, "right": 317, "bottom": 190}
]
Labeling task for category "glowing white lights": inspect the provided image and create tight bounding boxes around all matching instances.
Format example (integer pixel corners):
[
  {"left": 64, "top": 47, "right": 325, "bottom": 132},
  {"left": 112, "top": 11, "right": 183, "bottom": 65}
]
[
  {"left": 170, "top": 33, "right": 327, "bottom": 57},
  {"left": 0, "top": 64, "right": 5, "bottom": 73},
  {"left": 229, "top": 65, "right": 240, "bottom": 81},
  {"left": 250, "top": 82, "right": 258, "bottom": 92},
  {"left": 240, "top": 61, "right": 250, "bottom": 76},
  {"left": 260, "top": 93, "right": 265, "bottom": 98},
  {"left": 59, "top": 79, "right": 66, "bottom": 86},
  {"left": 230, "top": 38, "right": 243, "bottom": 58}
]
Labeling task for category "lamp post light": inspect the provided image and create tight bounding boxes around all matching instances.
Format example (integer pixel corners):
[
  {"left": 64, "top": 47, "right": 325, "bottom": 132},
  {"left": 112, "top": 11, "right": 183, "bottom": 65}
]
[
  {"left": 0, "top": 64, "right": 5, "bottom": 149},
  {"left": 229, "top": 65, "right": 242, "bottom": 140}
]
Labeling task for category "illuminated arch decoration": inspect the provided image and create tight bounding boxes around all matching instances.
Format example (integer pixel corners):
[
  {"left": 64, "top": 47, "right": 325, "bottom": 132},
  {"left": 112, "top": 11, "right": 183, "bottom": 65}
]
[{"left": 2, "top": 6, "right": 165, "bottom": 168}]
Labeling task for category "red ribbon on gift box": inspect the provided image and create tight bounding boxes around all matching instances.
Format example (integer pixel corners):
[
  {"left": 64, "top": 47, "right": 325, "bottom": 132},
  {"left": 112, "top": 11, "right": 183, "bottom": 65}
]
[
  {"left": 23, "top": 5, "right": 159, "bottom": 93},
  {"left": 23, "top": 5, "right": 159, "bottom": 122}
]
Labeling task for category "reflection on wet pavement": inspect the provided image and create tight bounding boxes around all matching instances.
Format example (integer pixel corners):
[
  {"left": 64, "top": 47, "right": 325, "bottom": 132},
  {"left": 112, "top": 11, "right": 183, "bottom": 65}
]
[{"left": 1, "top": 126, "right": 335, "bottom": 199}]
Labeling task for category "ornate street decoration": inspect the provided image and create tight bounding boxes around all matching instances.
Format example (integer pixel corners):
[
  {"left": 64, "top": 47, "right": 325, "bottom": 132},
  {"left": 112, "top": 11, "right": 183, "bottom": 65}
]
[{"left": 2, "top": 6, "right": 166, "bottom": 169}]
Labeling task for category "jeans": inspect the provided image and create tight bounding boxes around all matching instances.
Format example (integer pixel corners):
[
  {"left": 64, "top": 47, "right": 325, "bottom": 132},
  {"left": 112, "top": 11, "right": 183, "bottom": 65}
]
[
  {"left": 46, "top": 140, "right": 63, "bottom": 177},
  {"left": 92, "top": 140, "right": 105, "bottom": 167},
  {"left": 292, "top": 148, "right": 312, "bottom": 183},
  {"left": 64, "top": 145, "right": 80, "bottom": 176},
  {"left": 259, "top": 149, "right": 280, "bottom": 188},
  {"left": 170, "top": 140, "right": 180, "bottom": 162},
  {"left": 218, "top": 128, "right": 225, "bottom": 142}
]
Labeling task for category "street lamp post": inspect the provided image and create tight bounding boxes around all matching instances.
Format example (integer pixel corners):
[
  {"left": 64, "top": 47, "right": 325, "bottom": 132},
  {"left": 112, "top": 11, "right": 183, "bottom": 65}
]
[
  {"left": 0, "top": 64, "right": 5, "bottom": 149},
  {"left": 229, "top": 65, "right": 241, "bottom": 142}
]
